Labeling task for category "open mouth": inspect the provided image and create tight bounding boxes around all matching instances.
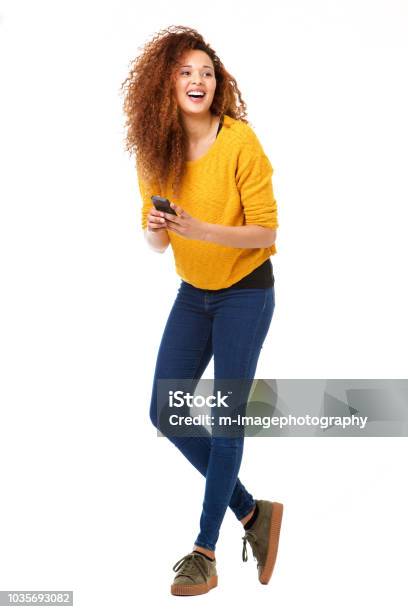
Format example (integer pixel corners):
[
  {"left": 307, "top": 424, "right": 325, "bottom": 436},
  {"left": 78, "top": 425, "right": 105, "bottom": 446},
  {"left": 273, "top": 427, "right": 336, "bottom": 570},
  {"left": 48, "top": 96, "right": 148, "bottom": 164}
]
[{"left": 186, "top": 91, "right": 206, "bottom": 102}]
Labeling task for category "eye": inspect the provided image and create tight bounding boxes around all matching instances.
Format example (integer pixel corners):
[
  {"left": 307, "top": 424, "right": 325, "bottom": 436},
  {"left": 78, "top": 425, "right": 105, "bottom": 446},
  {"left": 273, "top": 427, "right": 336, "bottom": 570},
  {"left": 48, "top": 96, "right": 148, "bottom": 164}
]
[{"left": 180, "top": 70, "right": 213, "bottom": 77}]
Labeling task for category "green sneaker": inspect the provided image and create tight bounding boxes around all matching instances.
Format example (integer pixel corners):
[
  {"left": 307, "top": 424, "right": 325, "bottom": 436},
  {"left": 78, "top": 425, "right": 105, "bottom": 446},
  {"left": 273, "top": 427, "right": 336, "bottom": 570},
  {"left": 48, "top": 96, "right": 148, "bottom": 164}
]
[
  {"left": 171, "top": 552, "right": 218, "bottom": 596},
  {"left": 241, "top": 500, "right": 283, "bottom": 585}
]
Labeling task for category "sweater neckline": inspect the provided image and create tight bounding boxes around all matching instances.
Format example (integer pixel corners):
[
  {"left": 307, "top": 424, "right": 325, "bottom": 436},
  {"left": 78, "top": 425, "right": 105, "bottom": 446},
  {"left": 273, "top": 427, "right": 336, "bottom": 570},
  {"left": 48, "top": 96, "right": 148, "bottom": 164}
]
[{"left": 185, "top": 114, "right": 228, "bottom": 167}]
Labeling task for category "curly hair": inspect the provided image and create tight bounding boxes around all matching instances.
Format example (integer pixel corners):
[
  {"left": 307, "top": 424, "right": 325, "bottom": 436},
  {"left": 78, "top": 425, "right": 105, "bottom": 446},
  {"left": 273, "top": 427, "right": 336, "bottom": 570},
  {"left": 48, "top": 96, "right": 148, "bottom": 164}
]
[{"left": 120, "top": 25, "right": 249, "bottom": 199}]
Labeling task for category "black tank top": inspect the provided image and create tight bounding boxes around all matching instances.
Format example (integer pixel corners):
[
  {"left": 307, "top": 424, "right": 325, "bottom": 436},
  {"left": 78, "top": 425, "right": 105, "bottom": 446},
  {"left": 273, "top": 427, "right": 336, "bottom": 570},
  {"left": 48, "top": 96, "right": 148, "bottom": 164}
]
[{"left": 213, "top": 115, "right": 274, "bottom": 290}]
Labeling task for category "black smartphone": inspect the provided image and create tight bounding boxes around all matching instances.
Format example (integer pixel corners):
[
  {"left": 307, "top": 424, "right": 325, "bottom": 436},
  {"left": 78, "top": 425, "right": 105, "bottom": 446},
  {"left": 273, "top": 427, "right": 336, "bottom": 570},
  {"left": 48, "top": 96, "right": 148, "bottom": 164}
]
[{"left": 151, "top": 195, "right": 177, "bottom": 215}]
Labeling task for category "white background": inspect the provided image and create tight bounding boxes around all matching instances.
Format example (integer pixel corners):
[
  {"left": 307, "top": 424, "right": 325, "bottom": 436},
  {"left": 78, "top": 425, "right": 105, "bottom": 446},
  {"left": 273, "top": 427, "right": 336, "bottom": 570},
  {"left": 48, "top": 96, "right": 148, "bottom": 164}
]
[{"left": 0, "top": 1, "right": 407, "bottom": 609}]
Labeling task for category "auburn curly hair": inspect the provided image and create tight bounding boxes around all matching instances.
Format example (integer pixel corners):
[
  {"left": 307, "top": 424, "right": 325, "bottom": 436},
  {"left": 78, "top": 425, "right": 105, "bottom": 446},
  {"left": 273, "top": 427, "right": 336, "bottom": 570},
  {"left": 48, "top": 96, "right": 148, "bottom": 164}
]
[{"left": 120, "top": 25, "right": 249, "bottom": 200}]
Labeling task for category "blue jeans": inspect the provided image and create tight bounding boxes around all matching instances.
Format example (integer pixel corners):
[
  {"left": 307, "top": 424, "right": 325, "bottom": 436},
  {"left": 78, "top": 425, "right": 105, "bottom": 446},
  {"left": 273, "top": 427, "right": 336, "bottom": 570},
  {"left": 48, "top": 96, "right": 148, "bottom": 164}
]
[{"left": 148, "top": 279, "right": 275, "bottom": 551}]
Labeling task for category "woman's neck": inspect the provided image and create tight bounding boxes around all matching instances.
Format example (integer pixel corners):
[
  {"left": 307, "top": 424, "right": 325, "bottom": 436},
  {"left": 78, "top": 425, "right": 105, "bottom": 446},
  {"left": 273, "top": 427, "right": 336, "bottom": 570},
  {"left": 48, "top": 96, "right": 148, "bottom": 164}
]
[{"left": 181, "top": 113, "right": 217, "bottom": 146}]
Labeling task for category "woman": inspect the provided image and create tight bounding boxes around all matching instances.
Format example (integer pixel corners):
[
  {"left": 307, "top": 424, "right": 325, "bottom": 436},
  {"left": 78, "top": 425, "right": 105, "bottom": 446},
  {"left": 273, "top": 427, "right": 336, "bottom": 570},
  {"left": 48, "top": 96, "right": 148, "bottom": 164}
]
[{"left": 121, "top": 25, "right": 283, "bottom": 596}]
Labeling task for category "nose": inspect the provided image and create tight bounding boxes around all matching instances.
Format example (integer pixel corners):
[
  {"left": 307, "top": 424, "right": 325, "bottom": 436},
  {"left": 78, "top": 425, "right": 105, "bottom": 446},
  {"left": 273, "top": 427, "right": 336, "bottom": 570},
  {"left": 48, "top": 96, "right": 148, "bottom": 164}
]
[{"left": 190, "top": 70, "right": 203, "bottom": 84}]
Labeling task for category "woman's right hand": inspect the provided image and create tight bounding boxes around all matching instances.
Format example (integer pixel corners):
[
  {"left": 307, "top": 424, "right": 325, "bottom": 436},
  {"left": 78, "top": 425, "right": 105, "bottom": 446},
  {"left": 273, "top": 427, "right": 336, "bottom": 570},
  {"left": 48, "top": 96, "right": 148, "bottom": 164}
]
[{"left": 147, "top": 206, "right": 168, "bottom": 232}]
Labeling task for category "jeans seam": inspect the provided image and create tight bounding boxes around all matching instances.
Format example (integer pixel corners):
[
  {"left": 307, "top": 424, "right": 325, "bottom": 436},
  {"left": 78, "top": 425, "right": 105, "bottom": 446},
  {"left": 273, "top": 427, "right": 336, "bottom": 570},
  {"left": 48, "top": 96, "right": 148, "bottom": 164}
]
[
  {"left": 241, "top": 289, "right": 269, "bottom": 381},
  {"left": 176, "top": 286, "right": 212, "bottom": 383},
  {"left": 228, "top": 289, "right": 269, "bottom": 435},
  {"left": 191, "top": 325, "right": 212, "bottom": 381}
]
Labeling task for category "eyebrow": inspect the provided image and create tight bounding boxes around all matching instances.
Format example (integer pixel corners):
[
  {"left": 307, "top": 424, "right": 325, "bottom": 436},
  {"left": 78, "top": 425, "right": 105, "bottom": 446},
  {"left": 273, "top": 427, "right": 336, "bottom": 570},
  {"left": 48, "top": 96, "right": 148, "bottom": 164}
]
[{"left": 180, "top": 65, "right": 213, "bottom": 70}]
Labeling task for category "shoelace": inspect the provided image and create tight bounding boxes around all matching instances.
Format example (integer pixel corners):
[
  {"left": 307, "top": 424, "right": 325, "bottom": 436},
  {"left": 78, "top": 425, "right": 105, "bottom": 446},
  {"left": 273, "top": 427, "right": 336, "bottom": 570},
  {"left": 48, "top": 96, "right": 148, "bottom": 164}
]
[
  {"left": 172, "top": 553, "right": 209, "bottom": 582},
  {"left": 242, "top": 530, "right": 258, "bottom": 562}
]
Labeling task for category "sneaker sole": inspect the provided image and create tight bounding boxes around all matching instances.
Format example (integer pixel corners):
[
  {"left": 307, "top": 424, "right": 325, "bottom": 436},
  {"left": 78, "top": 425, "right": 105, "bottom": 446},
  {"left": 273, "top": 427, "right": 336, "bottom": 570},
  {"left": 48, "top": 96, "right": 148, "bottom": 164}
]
[
  {"left": 259, "top": 501, "right": 284, "bottom": 585},
  {"left": 171, "top": 574, "right": 218, "bottom": 596}
]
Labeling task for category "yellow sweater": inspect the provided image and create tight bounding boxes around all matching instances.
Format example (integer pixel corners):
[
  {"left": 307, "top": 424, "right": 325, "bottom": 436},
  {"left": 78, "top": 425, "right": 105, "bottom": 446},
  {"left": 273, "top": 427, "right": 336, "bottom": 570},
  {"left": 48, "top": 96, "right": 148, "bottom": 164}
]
[{"left": 137, "top": 114, "right": 279, "bottom": 290}]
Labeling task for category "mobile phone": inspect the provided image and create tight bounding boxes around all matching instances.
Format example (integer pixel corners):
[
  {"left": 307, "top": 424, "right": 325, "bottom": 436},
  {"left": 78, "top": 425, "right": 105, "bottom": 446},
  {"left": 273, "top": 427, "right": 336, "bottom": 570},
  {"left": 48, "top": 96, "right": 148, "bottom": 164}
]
[{"left": 151, "top": 195, "right": 177, "bottom": 215}]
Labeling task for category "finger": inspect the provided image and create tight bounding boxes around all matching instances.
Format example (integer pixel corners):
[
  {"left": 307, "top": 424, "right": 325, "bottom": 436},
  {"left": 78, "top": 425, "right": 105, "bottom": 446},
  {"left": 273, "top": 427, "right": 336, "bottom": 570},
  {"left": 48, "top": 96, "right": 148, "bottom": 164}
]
[
  {"left": 148, "top": 226, "right": 167, "bottom": 232},
  {"left": 165, "top": 220, "right": 182, "bottom": 234},
  {"left": 147, "top": 220, "right": 167, "bottom": 230},
  {"left": 150, "top": 209, "right": 166, "bottom": 219},
  {"left": 148, "top": 213, "right": 166, "bottom": 225},
  {"left": 163, "top": 211, "right": 181, "bottom": 223},
  {"left": 170, "top": 202, "right": 184, "bottom": 216}
]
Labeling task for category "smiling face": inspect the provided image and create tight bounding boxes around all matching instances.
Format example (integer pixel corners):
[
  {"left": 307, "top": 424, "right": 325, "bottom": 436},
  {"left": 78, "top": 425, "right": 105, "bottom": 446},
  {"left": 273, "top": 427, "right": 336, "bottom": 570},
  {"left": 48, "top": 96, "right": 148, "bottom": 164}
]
[{"left": 173, "top": 49, "right": 217, "bottom": 116}]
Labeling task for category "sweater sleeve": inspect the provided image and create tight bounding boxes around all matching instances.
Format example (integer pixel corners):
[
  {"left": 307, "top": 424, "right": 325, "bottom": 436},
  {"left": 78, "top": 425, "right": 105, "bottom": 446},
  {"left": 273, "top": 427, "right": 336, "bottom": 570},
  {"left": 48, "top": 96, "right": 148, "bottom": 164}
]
[
  {"left": 236, "top": 148, "right": 279, "bottom": 229},
  {"left": 136, "top": 158, "right": 164, "bottom": 231},
  {"left": 137, "top": 169, "right": 154, "bottom": 231}
]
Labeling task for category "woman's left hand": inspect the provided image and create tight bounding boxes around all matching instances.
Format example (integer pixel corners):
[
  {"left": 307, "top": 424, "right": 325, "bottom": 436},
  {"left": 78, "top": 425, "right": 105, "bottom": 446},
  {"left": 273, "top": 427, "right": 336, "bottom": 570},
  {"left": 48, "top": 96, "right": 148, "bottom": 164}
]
[{"left": 162, "top": 202, "right": 208, "bottom": 241}]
